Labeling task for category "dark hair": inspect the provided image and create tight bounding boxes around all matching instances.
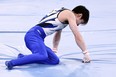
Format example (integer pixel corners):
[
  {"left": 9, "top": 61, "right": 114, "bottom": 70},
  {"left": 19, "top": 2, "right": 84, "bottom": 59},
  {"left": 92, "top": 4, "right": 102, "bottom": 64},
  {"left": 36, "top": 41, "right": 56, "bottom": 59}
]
[{"left": 72, "top": 5, "right": 90, "bottom": 24}]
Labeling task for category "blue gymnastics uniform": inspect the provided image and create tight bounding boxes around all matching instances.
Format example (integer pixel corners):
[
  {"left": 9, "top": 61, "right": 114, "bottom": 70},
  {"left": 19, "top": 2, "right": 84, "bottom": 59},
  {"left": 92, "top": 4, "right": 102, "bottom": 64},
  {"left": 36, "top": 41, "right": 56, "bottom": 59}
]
[{"left": 7, "top": 7, "right": 68, "bottom": 67}]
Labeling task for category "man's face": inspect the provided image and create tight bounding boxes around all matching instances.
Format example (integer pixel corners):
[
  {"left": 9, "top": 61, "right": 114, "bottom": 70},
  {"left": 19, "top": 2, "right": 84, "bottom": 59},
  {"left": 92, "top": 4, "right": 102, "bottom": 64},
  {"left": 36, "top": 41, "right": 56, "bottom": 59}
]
[
  {"left": 75, "top": 13, "right": 84, "bottom": 25},
  {"left": 76, "top": 17, "right": 84, "bottom": 25}
]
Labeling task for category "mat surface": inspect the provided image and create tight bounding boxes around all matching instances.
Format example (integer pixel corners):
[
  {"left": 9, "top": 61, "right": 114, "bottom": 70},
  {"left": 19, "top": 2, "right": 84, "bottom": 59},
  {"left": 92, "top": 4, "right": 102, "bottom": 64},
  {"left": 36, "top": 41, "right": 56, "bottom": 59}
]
[{"left": 0, "top": 0, "right": 116, "bottom": 77}]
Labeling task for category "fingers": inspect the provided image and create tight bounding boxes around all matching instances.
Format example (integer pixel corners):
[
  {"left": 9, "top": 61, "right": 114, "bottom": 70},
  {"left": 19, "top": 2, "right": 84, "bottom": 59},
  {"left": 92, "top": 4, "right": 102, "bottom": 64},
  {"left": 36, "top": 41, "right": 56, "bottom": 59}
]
[
  {"left": 52, "top": 48, "right": 58, "bottom": 53},
  {"left": 53, "top": 50, "right": 57, "bottom": 53},
  {"left": 82, "top": 60, "right": 91, "bottom": 63},
  {"left": 82, "top": 54, "right": 91, "bottom": 63}
]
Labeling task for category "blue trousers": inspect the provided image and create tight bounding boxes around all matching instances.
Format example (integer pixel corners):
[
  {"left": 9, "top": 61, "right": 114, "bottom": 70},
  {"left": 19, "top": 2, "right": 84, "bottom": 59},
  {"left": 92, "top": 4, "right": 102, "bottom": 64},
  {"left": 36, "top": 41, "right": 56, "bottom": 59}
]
[{"left": 10, "top": 25, "right": 59, "bottom": 66}]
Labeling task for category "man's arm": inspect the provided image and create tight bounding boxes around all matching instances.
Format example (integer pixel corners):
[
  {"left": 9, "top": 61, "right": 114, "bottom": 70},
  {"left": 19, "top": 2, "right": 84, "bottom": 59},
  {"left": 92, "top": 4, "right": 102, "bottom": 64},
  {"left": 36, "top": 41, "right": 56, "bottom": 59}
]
[
  {"left": 52, "top": 30, "right": 62, "bottom": 53},
  {"left": 66, "top": 11, "right": 91, "bottom": 63}
]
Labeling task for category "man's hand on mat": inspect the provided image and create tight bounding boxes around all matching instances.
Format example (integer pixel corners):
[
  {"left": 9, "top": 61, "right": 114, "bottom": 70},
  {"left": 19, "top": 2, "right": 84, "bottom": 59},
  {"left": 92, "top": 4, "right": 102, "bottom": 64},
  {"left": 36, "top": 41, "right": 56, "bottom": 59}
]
[
  {"left": 82, "top": 52, "right": 91, "bottom": 63},
  {"left": 52, "top": 48, "right": 58, "bottom": 53}
]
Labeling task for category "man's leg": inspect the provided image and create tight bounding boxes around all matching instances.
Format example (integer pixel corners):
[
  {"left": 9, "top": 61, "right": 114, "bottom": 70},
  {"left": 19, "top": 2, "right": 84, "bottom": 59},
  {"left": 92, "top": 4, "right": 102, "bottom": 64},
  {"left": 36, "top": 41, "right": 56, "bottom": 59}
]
[
  {"left": 5, "top": 32, "right": 48, "bottom": 69},
  {"left": 37, "top": 46, "right": 60, "bottom": 65}
]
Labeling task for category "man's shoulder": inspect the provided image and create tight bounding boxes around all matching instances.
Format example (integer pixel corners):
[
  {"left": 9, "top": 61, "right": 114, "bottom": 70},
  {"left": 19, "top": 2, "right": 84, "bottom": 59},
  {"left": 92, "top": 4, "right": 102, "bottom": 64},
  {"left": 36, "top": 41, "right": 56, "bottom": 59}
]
[
  {"left": 61, "top": 9, "right": 73, "bottom": 15},
  {"left": 61, "top": 10, "right": 75, "bottom": 19}
]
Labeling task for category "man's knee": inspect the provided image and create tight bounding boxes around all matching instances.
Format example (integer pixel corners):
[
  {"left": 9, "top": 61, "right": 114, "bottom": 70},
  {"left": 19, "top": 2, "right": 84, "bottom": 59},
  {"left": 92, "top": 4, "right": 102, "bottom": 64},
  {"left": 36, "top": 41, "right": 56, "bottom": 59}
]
[{"left": 52, "top": 58, "right": 60, "bottom": 65}]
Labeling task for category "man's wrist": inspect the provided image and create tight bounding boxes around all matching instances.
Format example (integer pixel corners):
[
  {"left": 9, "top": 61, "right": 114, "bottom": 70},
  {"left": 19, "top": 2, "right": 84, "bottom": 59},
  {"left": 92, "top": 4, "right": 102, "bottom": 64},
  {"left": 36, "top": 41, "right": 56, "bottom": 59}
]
[
  {"left": 82, "top": 50, "right": 89, "bottom": 55},
  {"left": 53, "top": 48, "right": 58, "bottom": 50}
]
